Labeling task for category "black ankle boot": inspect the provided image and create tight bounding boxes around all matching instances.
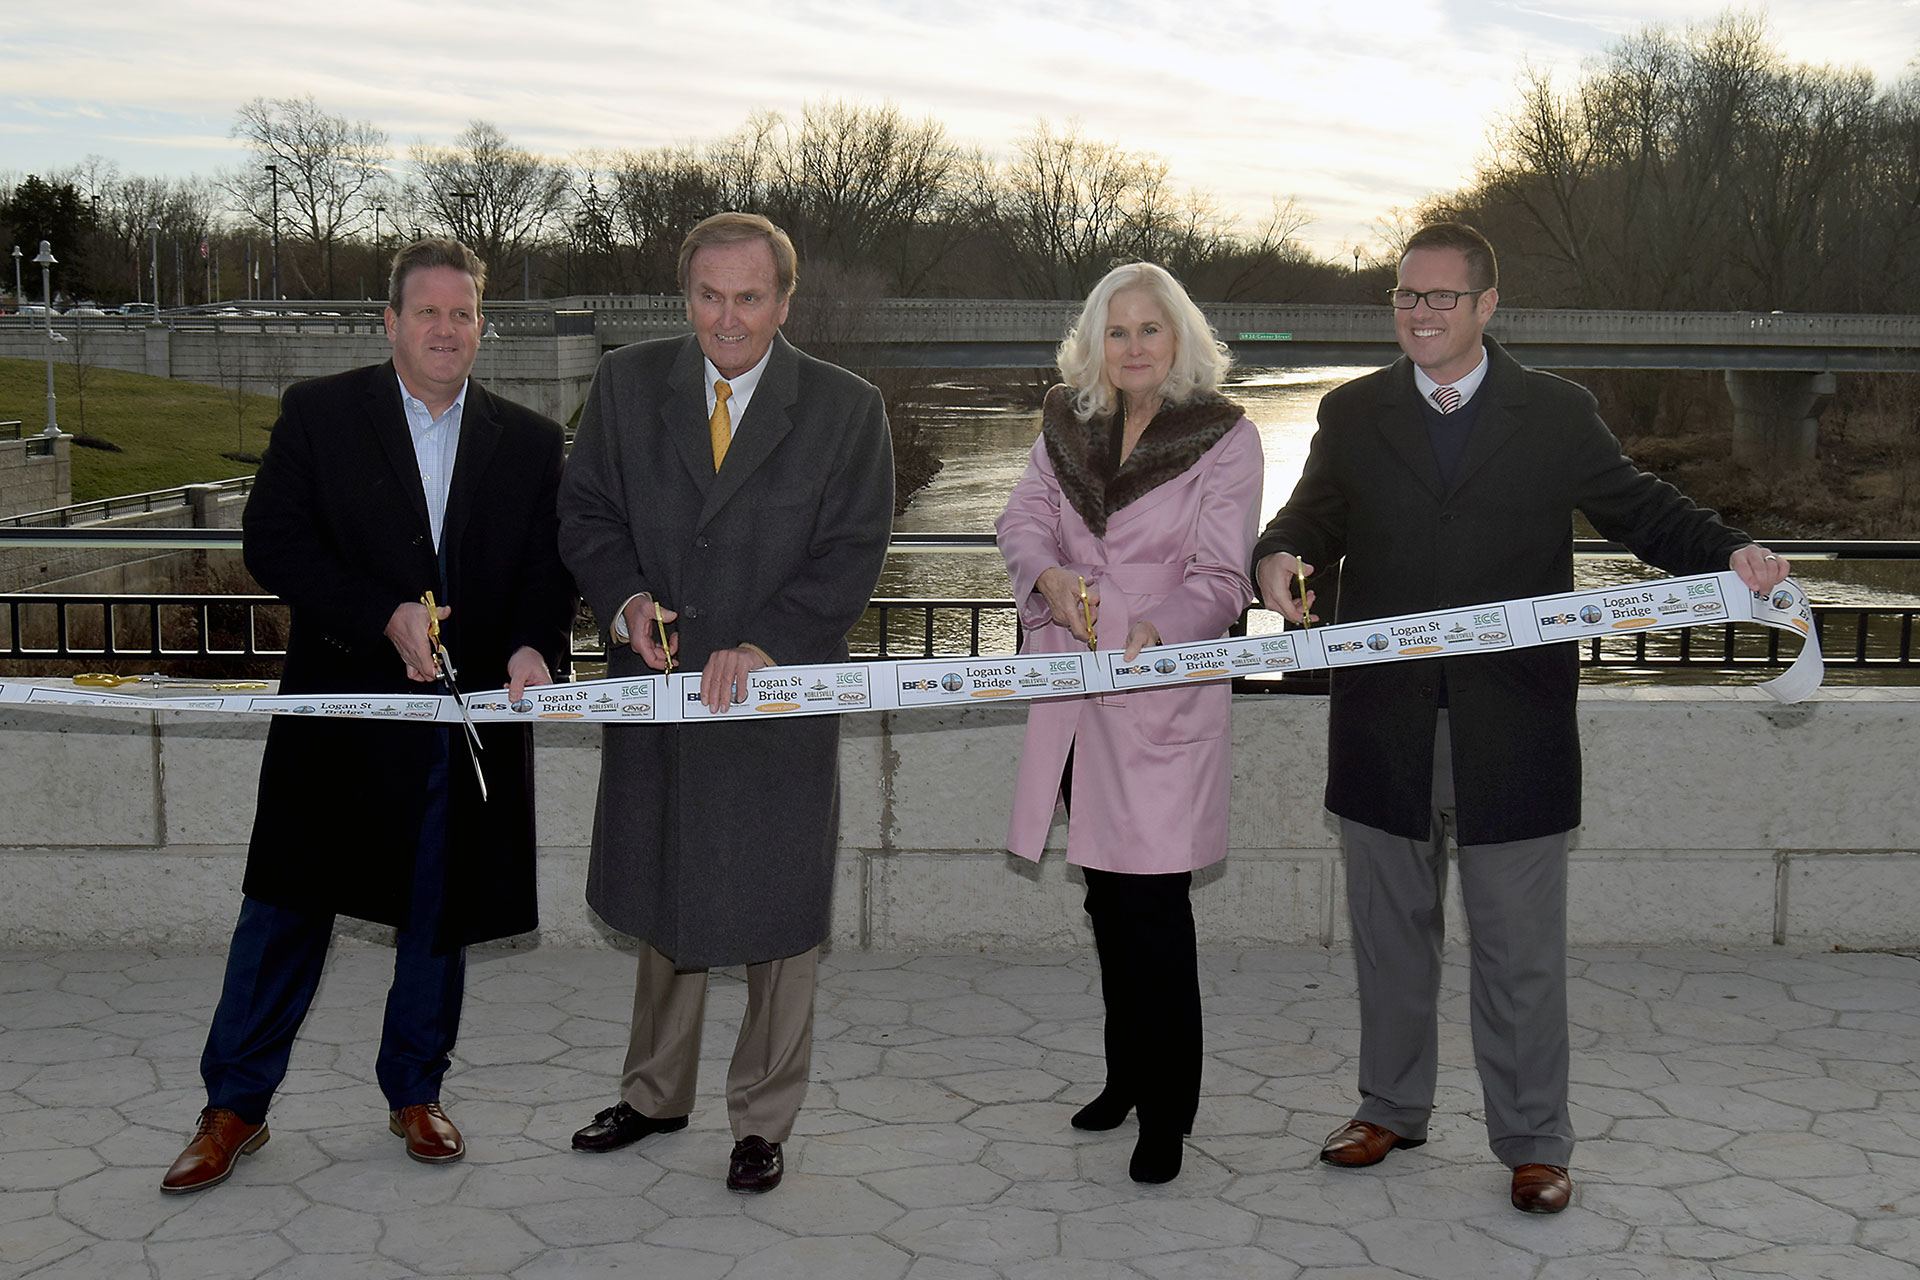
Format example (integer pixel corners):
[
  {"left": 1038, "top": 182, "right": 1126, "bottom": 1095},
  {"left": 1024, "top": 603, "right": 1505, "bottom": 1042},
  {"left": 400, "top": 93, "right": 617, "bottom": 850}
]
[
  {"left": 1129, "top": 1127, "right": 1184, "bottom": 1183},
  {"left": 1070, "top": 1088, "right": 1133, "bottom": 1131}
]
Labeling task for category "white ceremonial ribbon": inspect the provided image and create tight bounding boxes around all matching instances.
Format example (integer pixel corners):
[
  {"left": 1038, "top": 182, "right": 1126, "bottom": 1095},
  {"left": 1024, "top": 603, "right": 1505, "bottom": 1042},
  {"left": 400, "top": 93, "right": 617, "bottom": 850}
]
[{"left": 0, "top": 572, "right": 1823, "bottom": 722}]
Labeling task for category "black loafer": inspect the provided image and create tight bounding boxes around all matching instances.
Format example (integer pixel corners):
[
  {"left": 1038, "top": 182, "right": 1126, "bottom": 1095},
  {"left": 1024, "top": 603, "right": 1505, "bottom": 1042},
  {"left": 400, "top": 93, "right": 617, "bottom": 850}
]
[
  {"left": 570, "top": 1101, "right": 688, "bottom": 1153},
  {"left": 726, "top": 1135, "right": 783, "bottom": 1192}
]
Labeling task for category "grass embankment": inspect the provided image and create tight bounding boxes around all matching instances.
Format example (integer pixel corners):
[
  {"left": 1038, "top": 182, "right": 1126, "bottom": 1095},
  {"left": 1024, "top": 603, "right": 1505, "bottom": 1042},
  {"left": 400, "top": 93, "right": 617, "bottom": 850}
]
[{"left": 0, "top": 358, "right": 278, "bottom": 503}]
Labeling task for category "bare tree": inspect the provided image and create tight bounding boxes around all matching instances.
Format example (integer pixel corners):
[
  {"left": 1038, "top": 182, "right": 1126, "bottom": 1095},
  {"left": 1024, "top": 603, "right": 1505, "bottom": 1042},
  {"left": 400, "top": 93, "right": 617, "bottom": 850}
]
[
  {"left": 409, "top": 121, "right": 567, "bottom": 296},
  {"left": 993, "top": 120, "right": 1156, "bottom": 297},
  {"left": 228, "top": 95, "right": 390, "bottom": 297},
  {"left": 767, "top": 99, "right": 969, "bottom": 293}
]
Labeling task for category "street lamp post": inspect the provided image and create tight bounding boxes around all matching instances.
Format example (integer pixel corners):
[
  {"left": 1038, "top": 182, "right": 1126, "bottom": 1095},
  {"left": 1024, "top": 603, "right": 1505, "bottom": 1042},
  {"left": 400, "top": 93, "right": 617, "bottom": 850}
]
[
  {"left": 33, "top": 241, "right": 62, "bottom": 437},
  {"left": 148, "top": 222, "right": 161, "bottom": 316},
  {"left": 10, "top": 245, "right": 20, "bottom": 309},
  {"left": 373, "top": 205, "right": 386, "bottom": 299},
  {"left": 265, "top": 163, "right": 281, "bottom": 301},
  {"left": 452, "top": 190, "right": 477, "bottom": 242}
]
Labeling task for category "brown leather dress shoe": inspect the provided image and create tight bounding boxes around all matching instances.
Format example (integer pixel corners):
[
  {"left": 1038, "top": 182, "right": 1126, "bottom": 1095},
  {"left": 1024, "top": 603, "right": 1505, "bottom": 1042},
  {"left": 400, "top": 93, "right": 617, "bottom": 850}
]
[
  {"left": 1511, "top": 1162, "right": 1572, "bottom": 1213},
  {"left": 160, "top": 1106, "right": 269, "bottom": 1194},
  {"left": 726, "top": 1135, "right": 783, "bottom": 1193},
  {"left": 389, "top": 1102, "right": 465, "bottom": 1164},
  {"left": 1318, "top": 1119, "right": 1425, "bottom": 1168}
]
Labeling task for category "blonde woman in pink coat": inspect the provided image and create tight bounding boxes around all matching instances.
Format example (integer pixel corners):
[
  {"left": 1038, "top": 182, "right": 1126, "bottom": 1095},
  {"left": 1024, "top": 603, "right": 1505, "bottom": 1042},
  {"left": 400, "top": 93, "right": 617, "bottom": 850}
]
[{"left": 996, "top": 262, "right": 1264, "bottom": 1183}]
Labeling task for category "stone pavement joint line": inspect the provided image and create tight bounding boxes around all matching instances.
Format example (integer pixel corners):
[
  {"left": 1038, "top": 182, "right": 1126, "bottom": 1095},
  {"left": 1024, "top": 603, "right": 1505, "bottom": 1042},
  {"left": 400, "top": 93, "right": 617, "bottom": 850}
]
[{"left": 1, "top": 945, "right": 1917, "bottom": 1279}]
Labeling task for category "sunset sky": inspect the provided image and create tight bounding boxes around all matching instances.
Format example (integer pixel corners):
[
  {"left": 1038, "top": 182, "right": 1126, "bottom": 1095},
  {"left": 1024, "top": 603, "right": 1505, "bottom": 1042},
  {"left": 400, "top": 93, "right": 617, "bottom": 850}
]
[{"left": 6, "top": 0, "right": 1915, "bottom": 257}]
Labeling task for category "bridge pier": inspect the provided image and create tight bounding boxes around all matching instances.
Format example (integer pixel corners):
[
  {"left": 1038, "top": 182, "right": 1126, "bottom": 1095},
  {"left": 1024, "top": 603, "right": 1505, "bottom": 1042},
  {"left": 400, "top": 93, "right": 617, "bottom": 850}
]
[{"left": 1725, "top": 369, "right": 1836, "bottom": 467}]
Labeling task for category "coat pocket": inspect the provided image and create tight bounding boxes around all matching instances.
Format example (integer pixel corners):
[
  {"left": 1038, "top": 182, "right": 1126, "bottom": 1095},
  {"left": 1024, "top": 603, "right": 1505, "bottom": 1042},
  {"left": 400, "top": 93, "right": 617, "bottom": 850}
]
[{"left": 1126, "top": 681, "right": 1229, "bottom": 746}]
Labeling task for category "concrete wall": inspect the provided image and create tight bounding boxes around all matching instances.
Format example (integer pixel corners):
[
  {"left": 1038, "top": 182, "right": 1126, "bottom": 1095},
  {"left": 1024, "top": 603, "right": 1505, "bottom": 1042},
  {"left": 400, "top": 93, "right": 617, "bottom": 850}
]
[
  {"left": 1, "top": 688, "right": 1913, "bottom": 950},
  {"left": 0, "top": 486, "right": 249, "bottom": 596},
  {"left": 0, "top": 325, "right": 600, "bottom": 424},
  {"left": 0, "top": 435, "right": 70, "bottom": 519}
]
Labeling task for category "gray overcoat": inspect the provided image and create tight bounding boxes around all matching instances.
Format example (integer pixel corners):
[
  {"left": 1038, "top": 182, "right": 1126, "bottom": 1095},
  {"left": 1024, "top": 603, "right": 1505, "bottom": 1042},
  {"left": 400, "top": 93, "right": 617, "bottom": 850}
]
[{"left": 559, "top": 333, "right": 894, "bottom": 967}]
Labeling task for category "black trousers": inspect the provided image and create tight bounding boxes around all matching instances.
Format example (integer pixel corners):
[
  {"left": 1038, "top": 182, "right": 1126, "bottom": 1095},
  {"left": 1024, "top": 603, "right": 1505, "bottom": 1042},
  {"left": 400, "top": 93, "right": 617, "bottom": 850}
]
[{"left": 1081, "top": 866, "right": 1202, "bottom": 1135}]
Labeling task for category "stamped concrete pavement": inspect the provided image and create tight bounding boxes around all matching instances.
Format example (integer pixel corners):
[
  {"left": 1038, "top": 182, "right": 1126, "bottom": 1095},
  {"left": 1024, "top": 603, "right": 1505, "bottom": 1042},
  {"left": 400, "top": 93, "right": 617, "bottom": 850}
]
[{"left": 2, "top": 943, "right": 1918, "bottom": 1279}]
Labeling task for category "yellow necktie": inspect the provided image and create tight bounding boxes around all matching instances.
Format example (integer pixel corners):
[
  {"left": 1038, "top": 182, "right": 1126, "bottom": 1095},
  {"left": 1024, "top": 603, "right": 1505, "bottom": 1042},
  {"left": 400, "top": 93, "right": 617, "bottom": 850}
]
[{"left": 709, "top": 379, "right": 733, "bottom": 471}]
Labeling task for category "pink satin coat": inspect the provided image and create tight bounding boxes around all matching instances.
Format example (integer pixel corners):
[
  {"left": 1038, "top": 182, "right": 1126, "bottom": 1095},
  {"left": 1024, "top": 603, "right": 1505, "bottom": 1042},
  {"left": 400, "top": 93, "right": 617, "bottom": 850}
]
[{"left": 996, "top": 417, "right": 1264, "bottom": 872}]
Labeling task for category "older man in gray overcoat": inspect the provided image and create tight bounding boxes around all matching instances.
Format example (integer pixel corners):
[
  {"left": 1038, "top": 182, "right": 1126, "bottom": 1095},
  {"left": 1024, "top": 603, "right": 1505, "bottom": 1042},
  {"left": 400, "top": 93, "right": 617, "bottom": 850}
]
[{"left": 559, "top": 212, "right": 893, "bottom": 1193}]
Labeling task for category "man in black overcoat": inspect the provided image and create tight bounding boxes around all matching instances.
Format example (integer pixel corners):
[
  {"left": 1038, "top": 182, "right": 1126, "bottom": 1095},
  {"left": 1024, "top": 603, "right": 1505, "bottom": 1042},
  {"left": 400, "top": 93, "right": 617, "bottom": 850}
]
[
  {"left": 559, "top": 212, "right": 893, "bottom": 1193},
  {"left": 161, "top": 239, "right": 574, "bottom": 1194},
  {"left": 1252, "top": 223, "right": 1791, "bottom": 1214}
]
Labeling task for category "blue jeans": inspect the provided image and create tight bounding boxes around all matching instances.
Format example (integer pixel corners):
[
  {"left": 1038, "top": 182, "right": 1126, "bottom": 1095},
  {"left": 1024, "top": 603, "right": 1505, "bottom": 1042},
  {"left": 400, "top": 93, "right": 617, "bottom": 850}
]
[{"left": 201, "top": 731, "right": 464, "bottom": 1122}]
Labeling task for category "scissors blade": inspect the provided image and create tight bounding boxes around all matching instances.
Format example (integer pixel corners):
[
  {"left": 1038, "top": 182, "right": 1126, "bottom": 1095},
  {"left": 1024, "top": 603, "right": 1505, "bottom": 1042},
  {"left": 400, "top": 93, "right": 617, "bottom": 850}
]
[{"left": 438, "top": 667, "right": 488, "bottom": 802}]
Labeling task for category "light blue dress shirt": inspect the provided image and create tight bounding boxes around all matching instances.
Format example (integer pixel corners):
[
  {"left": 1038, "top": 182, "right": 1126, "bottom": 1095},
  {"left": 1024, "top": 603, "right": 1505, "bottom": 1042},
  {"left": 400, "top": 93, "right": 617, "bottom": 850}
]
[{"left": 397, "top": 374, "right": 468, "bottom": 551}]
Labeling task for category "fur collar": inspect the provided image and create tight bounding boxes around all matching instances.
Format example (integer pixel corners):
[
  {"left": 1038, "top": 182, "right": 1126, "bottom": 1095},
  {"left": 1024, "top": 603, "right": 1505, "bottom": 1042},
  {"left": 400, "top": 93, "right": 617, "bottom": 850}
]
[{"left": 1041, "top": 384, "right": 1244, "bottom": 537}]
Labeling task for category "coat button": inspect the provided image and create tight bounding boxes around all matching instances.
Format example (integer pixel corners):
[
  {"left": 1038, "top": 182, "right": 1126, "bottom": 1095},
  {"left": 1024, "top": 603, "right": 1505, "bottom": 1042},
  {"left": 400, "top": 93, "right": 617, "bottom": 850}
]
[
  {"left": 695, "top": 536, "right": 710, "bottom": 549},
  {"left": 682, "top": 605, "right": 701, "bottom": 619},
  {"left": 1417, "top": 685, "right": 1433, "bottom": 699}
]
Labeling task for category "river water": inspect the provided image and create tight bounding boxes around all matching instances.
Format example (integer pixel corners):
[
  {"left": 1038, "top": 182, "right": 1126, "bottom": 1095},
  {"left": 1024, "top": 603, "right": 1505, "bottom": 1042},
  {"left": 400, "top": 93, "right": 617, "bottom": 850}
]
[{"left": 875, "top": 366, "right": 1916, "bottom": 658}]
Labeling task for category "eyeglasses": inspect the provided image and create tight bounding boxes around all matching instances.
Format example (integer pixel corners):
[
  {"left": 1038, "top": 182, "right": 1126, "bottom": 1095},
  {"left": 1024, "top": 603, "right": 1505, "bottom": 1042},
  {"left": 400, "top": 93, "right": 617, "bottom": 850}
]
[{"left": 1387, "top": 287, "right": 1489, "bottom": 311}]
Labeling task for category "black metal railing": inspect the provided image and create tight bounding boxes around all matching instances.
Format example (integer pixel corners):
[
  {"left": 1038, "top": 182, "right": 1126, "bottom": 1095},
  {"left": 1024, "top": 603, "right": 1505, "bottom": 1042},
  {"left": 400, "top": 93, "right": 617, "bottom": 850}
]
[
  {"left": 2, "top": 532, "right": 1916, "bottom": 679},
  {"left": 3, "top": 591, "right": 1913, "bottom": 676}
]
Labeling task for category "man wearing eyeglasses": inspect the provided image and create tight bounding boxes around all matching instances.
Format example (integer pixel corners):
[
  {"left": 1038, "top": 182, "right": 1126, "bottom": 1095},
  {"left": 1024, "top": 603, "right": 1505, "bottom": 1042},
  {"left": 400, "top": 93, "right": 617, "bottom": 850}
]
[{"left": 1252, "top": 222, "right": 1790, "bottom": 1214}]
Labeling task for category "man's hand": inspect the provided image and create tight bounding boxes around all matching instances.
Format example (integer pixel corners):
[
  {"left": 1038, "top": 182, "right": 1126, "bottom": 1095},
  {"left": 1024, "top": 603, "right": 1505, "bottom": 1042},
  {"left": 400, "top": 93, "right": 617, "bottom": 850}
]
[
  {"left": 701, "top": 645, "right": 770, "bottom": 714},
  {"left": 386, "top": 601, "right": 450, "bottom": 683},
  {"left": 1729, "top": 543, "right": 1792, "bottom": 594},
  {"left": 1035, "top": 566, "right": 1098, "bottom": 644},
  {"left": 624, "top": 593, "right": 679, "bottom": 671},
  {"left": 1255, "top": 552, "right": 1317, "bottom": 626},
  {"left": 506, "top": 646, "right": 552, "bottom": 702},
  {"left": 1122, "top": 620, "right": 1163, "bottom": 662}
]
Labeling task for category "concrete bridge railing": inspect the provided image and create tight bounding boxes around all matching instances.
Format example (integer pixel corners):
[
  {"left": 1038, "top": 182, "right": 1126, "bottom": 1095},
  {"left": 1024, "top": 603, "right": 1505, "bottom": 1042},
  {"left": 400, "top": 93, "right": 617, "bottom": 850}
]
[{"left": 2, "top": 689, "right": 1914, "bottom": 951}]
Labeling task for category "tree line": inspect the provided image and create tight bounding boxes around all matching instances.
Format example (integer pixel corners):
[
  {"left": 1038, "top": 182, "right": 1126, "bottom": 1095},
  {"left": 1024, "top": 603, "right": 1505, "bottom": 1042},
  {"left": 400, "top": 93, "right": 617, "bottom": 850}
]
[
  {"left": 2, "top": 13, "right": 1914, "bottom": 313},
  {"left": 1410, "top": 13, "right": 1920, "bottom": 312}
]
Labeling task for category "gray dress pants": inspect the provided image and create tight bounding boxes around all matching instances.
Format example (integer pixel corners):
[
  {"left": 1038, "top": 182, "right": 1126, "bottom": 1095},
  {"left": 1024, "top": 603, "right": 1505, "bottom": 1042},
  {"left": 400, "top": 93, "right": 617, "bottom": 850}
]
[{"left": 1339, "top": 711, "right": 1575, "bottom": 1168}]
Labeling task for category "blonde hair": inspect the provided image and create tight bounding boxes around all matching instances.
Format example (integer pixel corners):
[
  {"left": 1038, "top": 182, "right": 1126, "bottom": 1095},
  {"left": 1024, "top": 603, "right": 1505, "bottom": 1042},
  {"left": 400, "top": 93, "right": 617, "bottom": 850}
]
[{"left": 1055, "top": 262, "right": 1230, "bottom": 421}]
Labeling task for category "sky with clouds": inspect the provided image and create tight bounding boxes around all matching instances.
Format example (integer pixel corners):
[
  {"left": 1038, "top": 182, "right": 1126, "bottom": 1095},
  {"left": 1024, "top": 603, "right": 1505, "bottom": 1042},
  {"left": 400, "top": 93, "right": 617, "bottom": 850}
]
[{"left": 5, "top": 0, "right": 1915, "bottom": 257}]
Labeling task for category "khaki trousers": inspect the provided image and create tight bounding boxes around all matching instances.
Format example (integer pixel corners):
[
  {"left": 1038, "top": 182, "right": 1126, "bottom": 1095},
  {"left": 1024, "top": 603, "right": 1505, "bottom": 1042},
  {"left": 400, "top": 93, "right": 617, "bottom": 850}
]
[{"left": 620, "top": 941, "right": 817, "bottom": 1143}]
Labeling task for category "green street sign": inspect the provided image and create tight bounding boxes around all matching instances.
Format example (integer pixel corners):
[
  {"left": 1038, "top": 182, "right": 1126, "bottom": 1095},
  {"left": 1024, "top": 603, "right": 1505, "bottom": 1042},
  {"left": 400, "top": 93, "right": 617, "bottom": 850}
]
[{"left": 1236, "top": 331, "right": 1293, "bottom": 341}]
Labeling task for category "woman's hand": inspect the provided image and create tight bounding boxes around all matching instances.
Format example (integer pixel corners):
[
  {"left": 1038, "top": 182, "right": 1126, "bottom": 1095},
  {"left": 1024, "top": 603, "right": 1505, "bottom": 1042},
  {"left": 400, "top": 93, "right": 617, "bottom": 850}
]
[
  {"left": 1035, "top": 567, "right": 1098, "bottom": 644},
  {"left": 1122, "top": 620, "right": 1162, "bottom": 662}
]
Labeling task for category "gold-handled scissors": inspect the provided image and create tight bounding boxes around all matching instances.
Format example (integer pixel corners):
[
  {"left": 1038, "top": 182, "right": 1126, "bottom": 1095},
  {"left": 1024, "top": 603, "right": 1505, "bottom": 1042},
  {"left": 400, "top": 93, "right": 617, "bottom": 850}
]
[
  {"left": 422, "top": 591, "right": 488, "bottom": 800},
  {"left": 1077, "top": 575, "right": 1097, "bottom": 652},
  {"left": 73, "top": 673, "right": 268, "bottom": 691},
  {"left": 1295, "top": 560, "right": 1313, "bottom": 630},
  {"left": 654, "top": 599, "right": 675, "bottom": 674}
]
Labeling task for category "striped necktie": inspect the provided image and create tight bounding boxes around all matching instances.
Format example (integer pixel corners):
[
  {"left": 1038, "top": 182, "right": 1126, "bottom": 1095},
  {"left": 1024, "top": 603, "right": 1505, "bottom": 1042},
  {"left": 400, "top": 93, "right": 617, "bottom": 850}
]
[
  {"left": 1431, "top": 384, "right": 1462, "bottom": 414},
  {"left": 709, "top": 379, "right": 733, "bottom": 471}
]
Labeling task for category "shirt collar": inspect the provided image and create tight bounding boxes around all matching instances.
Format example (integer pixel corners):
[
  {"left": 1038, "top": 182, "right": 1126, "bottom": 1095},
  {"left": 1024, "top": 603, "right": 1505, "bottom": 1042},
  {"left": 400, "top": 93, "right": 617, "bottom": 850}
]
[
  {"left": 1412, "top": 344, "right": 1489, "bottom": 408},
  {"left": 703, "top": 342, "right": 774, "bottom": 404},
  {"left": 396, "top": 371, "right": 469, "bottom": 423}
]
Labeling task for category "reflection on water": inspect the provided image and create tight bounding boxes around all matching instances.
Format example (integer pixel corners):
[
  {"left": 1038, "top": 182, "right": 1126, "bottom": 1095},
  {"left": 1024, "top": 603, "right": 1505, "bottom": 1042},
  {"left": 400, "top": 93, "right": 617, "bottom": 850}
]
[{"left": 874, "top": 365, "right": 1919, "bottom": 659}]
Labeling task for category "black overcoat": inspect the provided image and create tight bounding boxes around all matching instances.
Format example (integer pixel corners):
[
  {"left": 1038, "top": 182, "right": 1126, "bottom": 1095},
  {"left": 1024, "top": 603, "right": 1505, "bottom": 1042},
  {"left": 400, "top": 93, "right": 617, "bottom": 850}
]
[
  {"left": 559, "top": 334, "right": 894, "bottom": 967},
  {"left": 1253, "top": 339, "right": 1750, "bottom": 843},
  {"left": 241, "top": 362, "right": 574, "bottom": 945}
]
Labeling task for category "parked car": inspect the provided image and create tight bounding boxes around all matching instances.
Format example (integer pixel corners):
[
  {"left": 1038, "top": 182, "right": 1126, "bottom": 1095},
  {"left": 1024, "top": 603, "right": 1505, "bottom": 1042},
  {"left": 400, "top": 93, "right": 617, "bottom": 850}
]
[
  {"left": 17, "top": 303, "right": 51, "bottom": 317},
  {"left": 68, "top": 302, "right": 108, "bottom": 317},
  {"left": 117, "top": 302, "right": 158, "bottom": 317}
]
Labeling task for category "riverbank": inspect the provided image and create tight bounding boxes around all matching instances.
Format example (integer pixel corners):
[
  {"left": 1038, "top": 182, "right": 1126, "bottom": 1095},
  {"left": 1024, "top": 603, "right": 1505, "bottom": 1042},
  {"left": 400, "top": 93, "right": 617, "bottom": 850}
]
[{"left": 1580, "top": 370, "right": 1920, "bottom": 540}]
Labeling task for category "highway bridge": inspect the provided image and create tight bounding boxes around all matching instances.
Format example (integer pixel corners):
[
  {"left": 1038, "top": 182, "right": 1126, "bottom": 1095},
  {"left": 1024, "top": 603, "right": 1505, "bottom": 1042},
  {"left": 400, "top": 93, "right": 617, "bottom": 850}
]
[{"left": 5, "top": 299, "right": 1914, "bottom": 464}]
